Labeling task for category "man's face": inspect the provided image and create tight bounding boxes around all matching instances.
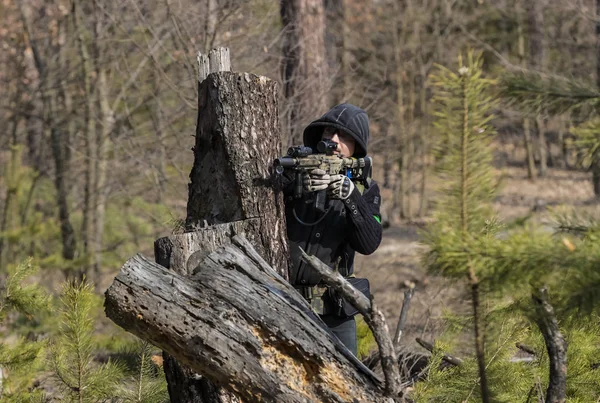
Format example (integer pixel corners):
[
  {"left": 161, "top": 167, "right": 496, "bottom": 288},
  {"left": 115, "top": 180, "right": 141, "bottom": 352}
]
[{"left": 322, "top": 127, "right": 356, "bottom": 157}]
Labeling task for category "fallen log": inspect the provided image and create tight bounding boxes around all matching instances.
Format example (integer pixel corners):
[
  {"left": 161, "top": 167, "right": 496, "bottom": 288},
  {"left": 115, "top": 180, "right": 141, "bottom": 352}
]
[{"left": 105, "top": 235, "right": 397, "bottom": 402}]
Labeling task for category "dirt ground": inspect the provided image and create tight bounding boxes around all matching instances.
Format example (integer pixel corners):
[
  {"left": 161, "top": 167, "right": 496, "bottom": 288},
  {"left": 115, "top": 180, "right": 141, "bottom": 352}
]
[{"left": 353, "top": 163, "right": 597, "bottom": 352}]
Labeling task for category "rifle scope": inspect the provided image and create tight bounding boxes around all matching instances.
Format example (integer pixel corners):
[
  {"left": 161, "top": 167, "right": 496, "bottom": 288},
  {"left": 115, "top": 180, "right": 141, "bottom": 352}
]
[{"left": 317, "top": 139, "right": 338, "bottom": 155}]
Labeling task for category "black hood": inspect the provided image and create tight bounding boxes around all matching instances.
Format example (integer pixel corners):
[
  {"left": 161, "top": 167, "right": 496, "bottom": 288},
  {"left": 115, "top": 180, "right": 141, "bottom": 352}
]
[{"left": 303, "top": 103, "right": 370, "bottom": 157}]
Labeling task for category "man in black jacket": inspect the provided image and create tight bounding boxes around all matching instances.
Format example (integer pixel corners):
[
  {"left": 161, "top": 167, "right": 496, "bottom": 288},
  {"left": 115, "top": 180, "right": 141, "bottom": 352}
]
[{"left": 284, "top": 103, "right": 383, "bottom": 355}]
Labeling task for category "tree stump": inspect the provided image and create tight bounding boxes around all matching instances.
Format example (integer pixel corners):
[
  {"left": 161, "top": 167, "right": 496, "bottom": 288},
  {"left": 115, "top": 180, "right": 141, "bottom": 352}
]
[
  {"left": 106, "top": 236, "right": 390, "bottom": 402},
  {"left": 155, "top": 47, "right": 289, "bottom": 402}
]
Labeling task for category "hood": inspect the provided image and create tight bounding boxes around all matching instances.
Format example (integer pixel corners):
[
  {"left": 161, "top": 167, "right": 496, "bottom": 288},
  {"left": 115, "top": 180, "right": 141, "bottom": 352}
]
[{"left": 303, "top": 103, "right": 370, "bottom": 157}]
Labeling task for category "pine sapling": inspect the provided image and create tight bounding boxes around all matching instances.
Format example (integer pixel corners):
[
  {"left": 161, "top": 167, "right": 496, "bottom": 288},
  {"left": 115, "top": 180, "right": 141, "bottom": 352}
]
[
  {"left": 50, "top": 279, "right": 122, "bottom": 402},
  {"left": 0, "top": 258, "right": 50, "bottom": 401}
]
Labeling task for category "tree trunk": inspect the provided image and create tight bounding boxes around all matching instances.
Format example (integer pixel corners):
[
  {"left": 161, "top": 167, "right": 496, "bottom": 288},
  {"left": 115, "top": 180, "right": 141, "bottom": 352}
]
[
  {"left": 418, "top": 71, "right": 429, "bottom": 217},
  {"left": 533, "top": 288, "right": 567, "bottom": 403},
  {"left": 324, "top": 0, "right": 350, "bottom": 103},
  {"left": 280, "top": 0, "right": 329, "bottom": 145},
  {"left": 527, "top": 0, "right": 547, "bottom": 177},
  {"left": 73, "top": 0, "right": 97, "bottom": 276},
  {"left": 94, "top": 65, "right": 113, "bottom": 283},
  {"left": 19, "top": 0, "right": 77, "bottom": 264},
  {"left": 594, "top": 0, "right": 600, "bottom": 197},
  {"left": 105, "top": 237, "right": 390, "bottom": 402},
  {"left": 536, "top": 117, "right": 547, "bottom": 176},
  {"left": 516, "top": 0, "right": 536, "bottom": 179},
  {"left": 392, "top": 0, "right": 407, "bottom": 222},
  {"left": 0, "top": 143, "right": 21, "bottom": 270},
  {"left": 154, "top": 48, "right": 289, "bottom": 402},
  {"left": 405, "top": 69, "right": 416, "bottom": 220}
]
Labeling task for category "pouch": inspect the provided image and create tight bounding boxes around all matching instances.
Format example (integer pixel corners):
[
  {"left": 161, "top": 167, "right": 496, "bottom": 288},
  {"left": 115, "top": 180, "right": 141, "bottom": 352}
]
[{"left": 331, "top": 277, "right": 371, "bottom": 318}]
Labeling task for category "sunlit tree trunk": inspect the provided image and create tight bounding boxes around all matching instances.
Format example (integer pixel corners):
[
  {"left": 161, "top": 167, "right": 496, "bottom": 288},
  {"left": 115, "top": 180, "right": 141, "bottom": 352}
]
[
  {"left": 19, "top": 0, "right": 77, "bottom": 265},
  {"left": 325, "top": 0, "right": 350, "bottom": 103},
  {"left": 280, "top": 0, "right": 329, "bottom": 145}
]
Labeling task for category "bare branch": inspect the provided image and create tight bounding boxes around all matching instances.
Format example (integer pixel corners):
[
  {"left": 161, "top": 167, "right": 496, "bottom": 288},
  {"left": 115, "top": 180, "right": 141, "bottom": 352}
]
[
  {"left": 300, "top": 249, "right": 402, "bottom": 397},
  {"left": 415, "top": 337, "right": 464, "bottom": 367},
  {"left": 532, "top": 287, "right": 567, "bottom": 403}
]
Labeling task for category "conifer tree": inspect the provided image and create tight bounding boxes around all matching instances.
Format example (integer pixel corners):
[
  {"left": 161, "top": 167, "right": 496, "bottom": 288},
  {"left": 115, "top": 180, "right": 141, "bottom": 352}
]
[
  {"left": 50, "top": 279, "right": 122, "bottom": 402},
  {"left": 0, "top": 258, "right": 50, "bottom": 401},
  {"left": 501, "top": 71, "right": 600, "bottom": 196},
  {"left": 419, "top": 51, "right": 498, "bottom": 402},
  {"left": 412, "top": 56, "right": 600, "bottom": 401},
  {"left": 118, "top": 339, "right": 168, "bottom": 403}
]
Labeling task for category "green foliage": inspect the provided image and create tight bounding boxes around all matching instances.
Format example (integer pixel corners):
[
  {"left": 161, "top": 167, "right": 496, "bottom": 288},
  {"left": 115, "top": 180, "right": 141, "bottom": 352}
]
[
  {"left": 0, "top": 258, "right": 50, "bottom": 400},
  {"left": 425, "top": 50, "right": 499, "bottom": 278},
  {"left": 500, "top": 71, "right": 600, "bottom": 116},
  {"left": 102, "top": 196, "right": 174, "bottom": 268},
  {"left": 570, "top": 118, "right": 600, "bottom": 170},
  {"left": 412, "top": 321, "right": 534, "bottom": 402},
  {"left": 50, "top": 279, "right": 123, "bottom": 402},
  {"left": 117, "top": 340, "right": 168, "bottom": 403},
  {"left": 356, "top": 316, "right": 377, "bottom": 360},
  {"left": 1, "top": 258, "right": 51, "bottom": 319}
]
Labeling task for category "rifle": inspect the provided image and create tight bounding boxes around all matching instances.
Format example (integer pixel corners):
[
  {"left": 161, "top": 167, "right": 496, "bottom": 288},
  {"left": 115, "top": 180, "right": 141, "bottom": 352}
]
[{"left": 274, "top": 140, "right": 372, "bottom": 213}]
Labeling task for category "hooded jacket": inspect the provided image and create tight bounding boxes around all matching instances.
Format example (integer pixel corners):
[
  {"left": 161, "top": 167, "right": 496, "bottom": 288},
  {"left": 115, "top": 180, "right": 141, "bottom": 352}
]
[{"left": 285, "top": 104, "right": 382, "bottom": 285}]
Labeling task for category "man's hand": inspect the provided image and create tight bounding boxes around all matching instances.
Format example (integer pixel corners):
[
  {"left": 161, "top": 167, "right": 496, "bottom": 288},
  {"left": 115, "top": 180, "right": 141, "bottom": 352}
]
[
  {"left": 328, "top": 174, "right": 355, "bottom": 200},
  {"left": 302, "top": 169, "right": 331, "bottom": 192}
]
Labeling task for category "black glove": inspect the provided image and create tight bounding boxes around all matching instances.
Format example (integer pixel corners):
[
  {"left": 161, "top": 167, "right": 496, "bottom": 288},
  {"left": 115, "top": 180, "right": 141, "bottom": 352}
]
[{"left": 327, "top": 174, "right": 355, "bottom": 200}]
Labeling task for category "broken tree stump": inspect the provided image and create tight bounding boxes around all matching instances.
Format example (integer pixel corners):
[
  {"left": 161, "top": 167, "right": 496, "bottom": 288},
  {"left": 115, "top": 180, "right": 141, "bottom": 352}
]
[
  {"left": 154, "top": 47, "right": 289, "bottom": 402},
  {"left": 106, "top": 235, "right": 393, "bottom": 402}
]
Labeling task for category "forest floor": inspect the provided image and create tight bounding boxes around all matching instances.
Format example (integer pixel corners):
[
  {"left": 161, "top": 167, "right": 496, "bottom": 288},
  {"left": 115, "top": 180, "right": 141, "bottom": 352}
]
[{"left": 354, "top": 162, "right": 598, "bottom": 355}]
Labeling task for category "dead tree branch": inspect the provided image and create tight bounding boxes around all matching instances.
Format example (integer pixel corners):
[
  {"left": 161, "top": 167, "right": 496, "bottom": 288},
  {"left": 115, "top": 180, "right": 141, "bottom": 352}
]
[
  {"left": 300, "top": 249, "right": 402, "bottom": 397},
  {"left": 532, "top": 287, "right": 567, "bottom": 403}
]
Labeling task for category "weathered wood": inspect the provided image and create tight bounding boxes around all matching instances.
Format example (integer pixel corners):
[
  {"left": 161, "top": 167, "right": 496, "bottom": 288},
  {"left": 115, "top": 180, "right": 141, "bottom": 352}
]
[
  {"left": 208, "top": 47, "right": 230, "bottom": 74},
  {"left": 159, "top": 46, "right": 290, "bottom": 401},
  {"left": 415, "top": 338, "right": 464, "bottom": 367},
  {"left": 155, "top": 221, "right": 262, "bottom": 276},
  {"left": 155, "top": 224, "right": 252, "bottom": 403},
  {"left": 187, "top": 66, "right": 287, "bottom": 274},
  {"left": 300, "top": 249, "right": 401, "bottom": 397},
  {"left": 106, "top": 237, "right": 393, "bottom": 403},
  {"left": 533, "top": 288, "right": 567, "bottom": 403},
  {"left": 198, "top": 48, "right": 231, "bottom": 83},
  {"left": 393, "top": 286, "right": 415, "bottom": 348},
  {"left": 197, "top": 52, "right": 210, "bottom": 83}
]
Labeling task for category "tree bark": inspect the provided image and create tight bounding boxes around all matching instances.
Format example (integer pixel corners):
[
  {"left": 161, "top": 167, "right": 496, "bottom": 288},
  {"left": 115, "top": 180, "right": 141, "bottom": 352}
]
[
  {"left": 516, "top": 0, "right": 536, "bottom": 180},
  {"left": 73, "top": 0, "right": 96, "bottom": 277},
  {"left": 19, "top": 0, "right": 77, "bottom": 263},
  {"left": 280, "top": 0, "right": 329, "bottom": 145},
  {"left": 532, "top": 288, "right": 567, "bottom": 403},
  {"left": 527, "top": 0, "right": 547, "bottom": 177},
  {"left": 324, "top": 0, "right": 350, "bottom": 103},
  {"left": 155, "top": 48, "right": 289, "bottom": 402},
  {"left": 186, "top": 69, "right": 288, "bottom": 273},
  {"left": 392, "top": 0, "right": 407, "bottom": 222},
  {"left": 105, "top": 237, "right": 390, "bottom": 403}
]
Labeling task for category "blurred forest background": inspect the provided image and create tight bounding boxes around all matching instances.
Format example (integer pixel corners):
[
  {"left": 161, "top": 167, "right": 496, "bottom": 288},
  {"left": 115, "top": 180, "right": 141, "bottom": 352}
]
[{"left": 3, "top": 0, "right": 600, "bottom": 401}]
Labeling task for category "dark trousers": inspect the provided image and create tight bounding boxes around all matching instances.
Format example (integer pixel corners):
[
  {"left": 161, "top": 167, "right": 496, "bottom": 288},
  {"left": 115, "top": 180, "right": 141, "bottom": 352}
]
[{"left": 321, "top": 314, "right": 357, "bottom": 356}]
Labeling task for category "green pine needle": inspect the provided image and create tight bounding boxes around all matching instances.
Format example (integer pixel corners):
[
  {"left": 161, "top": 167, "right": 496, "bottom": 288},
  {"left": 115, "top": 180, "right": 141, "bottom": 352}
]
[{"left": 500, "top": 71, "right": 600, "bottom": 116}]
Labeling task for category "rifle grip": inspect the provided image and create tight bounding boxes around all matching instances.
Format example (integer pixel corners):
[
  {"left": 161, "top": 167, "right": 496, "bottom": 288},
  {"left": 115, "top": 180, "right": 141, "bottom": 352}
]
[
  {"left": 315, "top": 190, "right": 327, "bottom": 213},
  {"left": 294, "top": 171, "right": 303, "bottom": 198}
]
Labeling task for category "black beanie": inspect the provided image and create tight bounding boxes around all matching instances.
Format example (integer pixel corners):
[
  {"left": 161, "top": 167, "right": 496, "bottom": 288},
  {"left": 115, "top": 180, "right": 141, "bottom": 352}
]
[{"left": 302, "top": 103, "right": 370, "bottom": 157}]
